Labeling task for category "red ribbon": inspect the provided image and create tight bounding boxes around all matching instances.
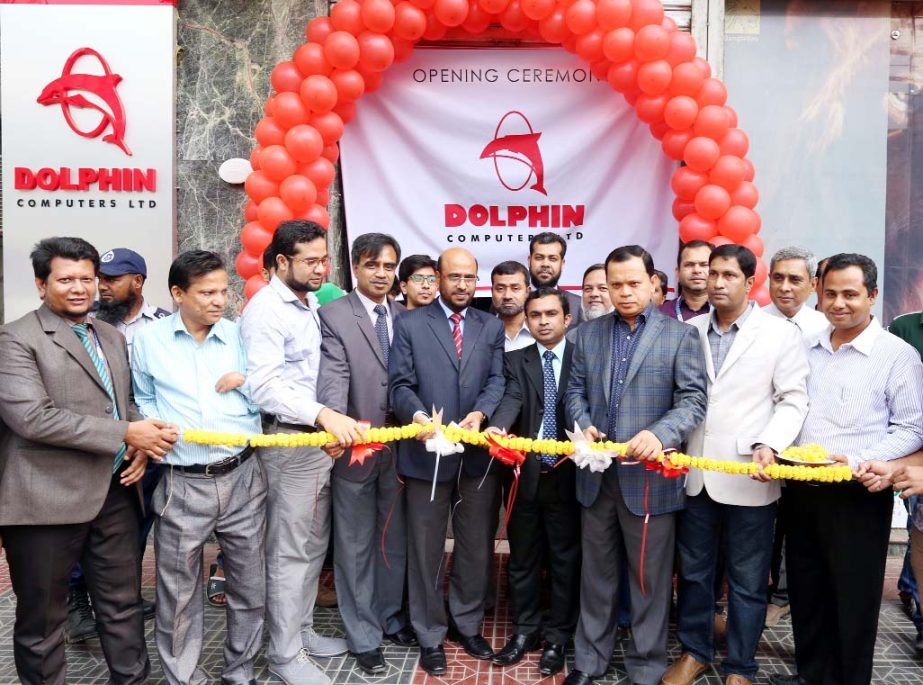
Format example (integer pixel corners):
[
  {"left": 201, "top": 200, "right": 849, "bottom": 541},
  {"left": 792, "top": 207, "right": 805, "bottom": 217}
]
[
  {"left": 348, "top": 442, "right": 387, "bottom": 467},
  {"left": 644, "top": 457, "right": 688, "bottom": 479},
  {"left": 485, "top": 435, "right": 526, "bottom": 549}
]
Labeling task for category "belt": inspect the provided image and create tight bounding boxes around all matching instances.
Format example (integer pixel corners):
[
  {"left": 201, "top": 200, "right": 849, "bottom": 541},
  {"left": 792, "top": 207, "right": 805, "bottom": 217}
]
[
  {"left": 261, "top": 413, "right": 316, "bottom": 433},
  {"left": 168, "top": 445, "right": 255, "bottom": 477}
]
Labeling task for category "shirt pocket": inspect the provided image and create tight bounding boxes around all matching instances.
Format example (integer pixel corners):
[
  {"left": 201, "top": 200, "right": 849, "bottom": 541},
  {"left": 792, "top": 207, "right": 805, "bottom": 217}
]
[
  {"left": 284, "top": 337, "right": 310, "bottom": 362},
  {"left": 827, "top": 386, "right": 869, "bottom": 430}
]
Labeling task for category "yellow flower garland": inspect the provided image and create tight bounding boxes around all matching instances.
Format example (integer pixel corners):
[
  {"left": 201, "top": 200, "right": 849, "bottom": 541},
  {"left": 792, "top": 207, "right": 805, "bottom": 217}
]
[{"left": 182, "top": 424, "right": 853, "bottom": 483}]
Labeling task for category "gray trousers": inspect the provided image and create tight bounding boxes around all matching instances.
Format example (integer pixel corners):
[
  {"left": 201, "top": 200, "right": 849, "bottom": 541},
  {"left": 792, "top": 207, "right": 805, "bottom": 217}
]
[
  {"left": 332, "top": 449, "right": 408, "bottom": 653},
  {"left": 153, "top": 457, "right": 266, "bottom": 685},
  {"left": 574, "top": 470, "right": 675, "bottom": 685},
  {"left": 260, "top": 439, "right": 333, "bottom": 666},
  {"left": 405, "top": 472, "right": 500, "bottom": 648}
]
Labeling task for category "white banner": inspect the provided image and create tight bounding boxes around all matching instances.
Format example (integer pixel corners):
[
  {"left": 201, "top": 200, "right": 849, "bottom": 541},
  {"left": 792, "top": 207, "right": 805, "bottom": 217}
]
[
  {"left": 1, "top": 2, "right": 176, "bottom": 321},
  {"left": 340, "top": 47, "right": 678, "bottom": 292}
]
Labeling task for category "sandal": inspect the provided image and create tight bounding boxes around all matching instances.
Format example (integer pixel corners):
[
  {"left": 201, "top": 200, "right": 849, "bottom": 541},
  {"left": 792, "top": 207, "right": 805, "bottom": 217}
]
[{"left": 206, "top": 563, "right": 227, "bottom": 607}]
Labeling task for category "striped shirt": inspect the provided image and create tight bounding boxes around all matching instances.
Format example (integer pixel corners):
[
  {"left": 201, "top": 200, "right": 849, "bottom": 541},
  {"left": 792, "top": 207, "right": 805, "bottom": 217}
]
[
  {"left": 707, "top": 302, "right": 754, "bottom": 374},
  {"left": 798, "top": 318, "right": 923, "bottom": 469},
  {"left": 132, "top": 313, "right": 261, "bottom": 466}
]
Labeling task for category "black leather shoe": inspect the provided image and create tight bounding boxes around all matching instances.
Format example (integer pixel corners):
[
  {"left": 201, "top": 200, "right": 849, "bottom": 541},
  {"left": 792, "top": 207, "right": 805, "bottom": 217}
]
[
  {"left": 768, "top": 674, "right": 811, "bottom": 685},
  {"left": 456, "top": 633, "right": 494, "bottom": 659},
  {"left": 354, "top": 648, "right": 386, "bottom": 674},
  {"left": 419, "top": 645, "right": 447, "bottom": 676},
  {"left": 385, "top": 625, "right": 419, "bottom": 647},
  {"left": 491, "top": 632, "right": 540, "bottom": 666},
  {"left": 562, "top": 669, "right": 595, "bottom": 685},
  {"left": 539, "top": 642, "right": 567, "bottom": 676}
]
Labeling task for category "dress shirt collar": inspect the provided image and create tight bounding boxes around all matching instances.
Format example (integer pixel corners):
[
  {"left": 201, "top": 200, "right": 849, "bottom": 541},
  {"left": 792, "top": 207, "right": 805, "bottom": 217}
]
[
  {"left": 709, "top": 301, "right": 754, "bottom": 335},
  {"left": 123, "top": 298, "right": 159, "bottom": 326},
  {"left": 355, "top": 288, "right": 389, "bottom": 319},
  {"left": 615, "top": 302, "right": 656, "bottom": 329},
  {"left": 171, "top": 311, "right": 227, "bottom": 344},
  {"left": 269, "top": 274, "right": 315, "bottom": 311},
  {"left": 814, "top": 316, "right": 882, "bottom": 356},
  {"left": 437, "top": 297, "right": 467, "bottom": 320},
  {"left": 537, "top": 337, "right": 567, "bottom": 361}
]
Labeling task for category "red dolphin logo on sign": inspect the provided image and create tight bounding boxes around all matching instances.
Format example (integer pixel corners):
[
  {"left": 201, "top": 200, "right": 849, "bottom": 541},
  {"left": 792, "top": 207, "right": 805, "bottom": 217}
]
[
  {"left": 37, "top": 47, "right": 132, "bottom": 156},
  {"left": 479, "top": 111, "right": 547, "bottom": 196}
]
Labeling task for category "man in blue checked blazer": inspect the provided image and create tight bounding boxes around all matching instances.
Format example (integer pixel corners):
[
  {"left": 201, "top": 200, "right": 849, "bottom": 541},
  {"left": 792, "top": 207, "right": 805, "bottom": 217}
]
[{"left": 563, "top": 245, "right": 708, "bottom": 685}]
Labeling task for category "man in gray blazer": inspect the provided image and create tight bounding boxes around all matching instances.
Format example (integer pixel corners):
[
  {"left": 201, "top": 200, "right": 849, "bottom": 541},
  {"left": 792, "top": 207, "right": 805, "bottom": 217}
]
[
  {"left": 0, "top": 237, "right": 178, "bottom": 685},
  {"left": 564, "top": 245, "right": 708, "bottom": 685},
  {"left": 389, "top": 247, "right": 506, "bottom": 676},
  {"left": 317, "top": 233, "right": 415, "bottom": 675}
]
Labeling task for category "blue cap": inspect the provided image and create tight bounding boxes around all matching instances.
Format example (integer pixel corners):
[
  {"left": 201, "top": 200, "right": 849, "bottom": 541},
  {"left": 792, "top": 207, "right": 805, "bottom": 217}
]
[{"left": 99, "top": 248, "right": 147, "bottom": 277}]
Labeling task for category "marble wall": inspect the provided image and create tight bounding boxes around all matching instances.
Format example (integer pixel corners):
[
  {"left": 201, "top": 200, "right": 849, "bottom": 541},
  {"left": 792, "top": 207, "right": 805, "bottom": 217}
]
[{"left": 176, "top": 0, "right": 348, "bottom": 313}]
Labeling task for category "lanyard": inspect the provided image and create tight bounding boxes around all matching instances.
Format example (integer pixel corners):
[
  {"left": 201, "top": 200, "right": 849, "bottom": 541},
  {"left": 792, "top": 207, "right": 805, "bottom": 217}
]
[{"left": 675, "top": 297, "right": 712, "bottom": 322}]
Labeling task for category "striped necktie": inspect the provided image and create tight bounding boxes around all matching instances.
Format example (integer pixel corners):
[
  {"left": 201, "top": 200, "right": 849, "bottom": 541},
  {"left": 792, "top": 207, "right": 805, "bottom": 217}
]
[
  {"left": 450, "top": 312, "right": 463, "bottom": 359},
  {"left": 73, "top": 323, "right": 126, "bottom": 473},
  {"left": 539, "top": 350, "right": 558, "bottom": 469}
]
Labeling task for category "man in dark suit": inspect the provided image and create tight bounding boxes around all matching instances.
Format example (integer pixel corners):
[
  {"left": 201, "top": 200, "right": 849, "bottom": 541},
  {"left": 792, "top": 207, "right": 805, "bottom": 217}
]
[
  {"left": 528, "top": 232, "right": 583, "bottom": 327},
  {"left": 389, "top": 247, "right": 506, "bottom": 675},
  {"left": 487, "top": 287, "right": 581, "bottom": 677},
  {"left": 0, "top": 237, "right": 178, "bottom": 685},
  {"left": 564, "top": 245, "right": 708, "bottom": 685},
  {"left": 318, "top": 233, "right": 416, "bottom": 675}
]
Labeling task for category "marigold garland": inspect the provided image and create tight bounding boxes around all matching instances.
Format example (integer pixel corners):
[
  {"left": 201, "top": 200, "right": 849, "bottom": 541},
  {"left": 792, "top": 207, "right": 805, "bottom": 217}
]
[{"left": 183, "top": 425, "right": 853, "bottom": 482}]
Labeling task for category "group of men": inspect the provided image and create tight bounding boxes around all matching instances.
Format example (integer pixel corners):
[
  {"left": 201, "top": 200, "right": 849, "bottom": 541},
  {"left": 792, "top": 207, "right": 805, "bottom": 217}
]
[{"left": 0, "top": 226, "right": 922, "bottom": 685}]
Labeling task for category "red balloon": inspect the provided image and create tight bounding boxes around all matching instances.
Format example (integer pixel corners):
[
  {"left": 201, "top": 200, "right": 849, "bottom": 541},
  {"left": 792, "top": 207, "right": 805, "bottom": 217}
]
[
  {"left": 679, "top": 213, "right": 718, "bottom": 243},
  {"left": 299, "top": 157, "right": 337, "bottom": 188},
  {"left": 710, "top": 236, "right": 733, "bottom": 248},
  {"left": 324, "top": 31, "right": 361, "bottom": 70},
  {"left": 696, "top": 78, "right": 727, "bottom": 106},
  {"left": 717, "top": 205, "right": 759, "bottom": 242},
  {"left": 294, "top": 43, "right": 333, "bottom": 77},
  {"left": 742, "top": 158, "right": 756, "bottom": 182},
  {"left": 590, "top": 59, "right": 612, "bottom": 81},
  {"left": 661, "top": 15, "right": 677, "bottom": 31},
  {"left": 649, "top": 120, "right": 669, "bottom": 140},
  {"left": 576, "top": 30, "right": 605, "bottom": 62},
  {"left": 235, "top": 251, "right": 261, "bottom": 281},
  {"left": 480, "top": 0, "right": 509, "bottom": 13},
  {"left": 258, "top": 197, "right": 295, "bottom": 232},
  {"left": 597, "top": 0, "right": 631, "bottom": 30},
  {"left": 306, "top": 17, "right": 335, "bottom": 44},
  {"left": 302, "top": 204, "right": 331, "bottom": 228},
  {"left": 694, "top": 184, "right": 732, "bottom": 220},
  {"left": 272, "top": 92, "right": 308, "bottom": 128},
  {"left": 709, "top": 155, "right": 748, "bottom": 190},
  {"left": 750, "top": 284, "right": 770, "bottom": 306},
  {"left": 264, "top": 95, "right": 277, "bottom": 118},
  {"left": 463, "top": 2, "right": 494, "bottom": 32},
  {"left": 693, "top": 105, "right": 731, "bottom": 140},
  {"left": 665, "top": 31, "right": 697, "bottom": 66},
  {"left": 671, "top": 166, "right": 709, "bottom": 201},
  {"left": 245, "top": 275, "right": 269, "bottom": 300},
  {"left": 661, "top": 128, "right": 694, "bottom": 160},
  {"left": 435, "top": 0, "right": 470, "bottom": 26},
  {"left": 333, "top": 101, "right": 357, "bottom": 123},
  {"left": 357, "top": 67, "right": 384, "bottom": 93},
  {"left": 255, "top": 117, "right": 286, "bottom": 147},
  {"left": 753, "top": 258, "right": 768, "bottom": 289},
  {"left": 730, "top": 180, "right": 759, "bottom": 209},
  {"left": 272, "top": 61, "right": 304, "bottom": 93},
  {"left": 683, "top": 136, "right": 720, "bottom": 172},
  {"left": 602, "top": 27, "right": 635, "bottom": 63},
  {"left": 664, "top": 95, "right": 698, "bottom": 130},
  {"left": 724, "top": 106, "right": 738, "bottom": 128},
  {"left": 634, "top": 24, "right": 670, "bottom": 61},
  {"left": 635, "top": 94, "right": 667, "bottom": 123},
  {"left": 742, "top": 233, "right": 764, "bottom": 258},
  {"left": 245, "top": 200, "right": 259, "bottom": 221},
  {"left": 628, "top": 0, "right": 664, "bottom": 31},
  {"left": 422, "top": 12, "right": 448, "bottom": 39},
  {"left": 357, "top": 31, "right": 395, "bottom": 71},
  {"left": 668, "top": 62, "right": 705, "bottom": 97},
  {"left": 565, "top": 0, "right": 597, "bottom": 34},
  {"left": 331, "top": 0, "right": 365, "bottom": 34},
  {"left": 411, "top": 0, "right": 437, "bottom": 8},
  {"left": 260, "top": 145, "right": 297, "bottom": 182},
  {"left": 330, "top": 69, "right": 365, "bottom": 102},
  {"left": 310, "top": 111, "right": 345, "bottom": 145},
  {"left": 394, "top": 1, "right": 428, "bottom": 40},
  {"left": 361, "top": 0, "right": 397, "bottom": 32},
  {"left": 521, "top": 0, "right": 554, "bottom": 21},
  {"left": 500, "top": 0, "right": 528, "bottom": 32},
  {"left": 607, "top": 59, "right": 639, "bottom": 92},
  {"left": 284, "top": 124, "right": 324, "bottom": 163},
  {"left": 623, "top": 86, "right": 641, "bottom": 106},
  {"left": 322, "top": 144, "right": 340, "bottom": 163},
  {"left": 316, "top": 189, "right": 330, "bottom": 207},
  {"left": 672, "top": 198, "right": 695, "bottom": 221},
  {"left": 637, "top": 60, "right": 671, "bottom": 95},
  {"left": 250, "top": 146, "right": 262, "bottom": 171},
  {"left": 691, "top": 56, "right": 711, "bottom": 78},
  {"left": 241, "top": 221, "right": 274, "bottom": 256},
  {"left": 245, "top": 171, "right": 279, "bottom": 204},
  {"left": 538, "top": 8, "right": 569, "bottom": 43},
  {"left": 718, "top": 128, "right": 750, "bottom": 157},
  {"left": 279, "top": 174, "right": 318, "bottom": 212}
]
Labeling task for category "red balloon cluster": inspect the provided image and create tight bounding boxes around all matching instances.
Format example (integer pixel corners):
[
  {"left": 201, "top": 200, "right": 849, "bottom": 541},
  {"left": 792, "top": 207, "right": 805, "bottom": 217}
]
[{"left": 240, "top": 0, "right": 765, "bottom": 303}]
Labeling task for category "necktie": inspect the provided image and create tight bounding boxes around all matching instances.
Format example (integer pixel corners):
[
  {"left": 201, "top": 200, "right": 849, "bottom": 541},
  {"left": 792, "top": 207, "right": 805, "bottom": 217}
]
[
  {"left": 73, "top": 323, "right": 126, "bottom": 473},
  {"left": 540, "top": 349, "right": 558, "bottom": 469},
  {"left": 450, "top": 312, "right": 463, "bottom": 360},
  {"left": 373, "top": 304, "right": 390, "bottom": 366}
]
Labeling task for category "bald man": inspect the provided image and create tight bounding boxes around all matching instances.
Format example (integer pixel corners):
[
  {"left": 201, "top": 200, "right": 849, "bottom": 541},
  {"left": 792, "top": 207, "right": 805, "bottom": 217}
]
[{"left": 389, "top": 248, "right": 507, "bottom": 675}]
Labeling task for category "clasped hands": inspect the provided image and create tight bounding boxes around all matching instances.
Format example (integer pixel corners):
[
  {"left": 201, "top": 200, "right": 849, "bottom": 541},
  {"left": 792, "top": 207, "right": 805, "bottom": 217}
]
[{"left": 854, "top": 460, "right": 923, "bottom": 497}]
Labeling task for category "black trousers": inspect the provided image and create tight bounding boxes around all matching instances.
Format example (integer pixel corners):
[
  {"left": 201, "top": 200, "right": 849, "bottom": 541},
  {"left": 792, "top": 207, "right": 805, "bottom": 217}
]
[
  {"left": 783, "top": 481, "right": 892, "bottom": 685},
  {"left": 1, "top": 476, "right": 149, "bottom": 685},
  {"left": 506, "top": 471, "right": 581, "bottom": 644}
]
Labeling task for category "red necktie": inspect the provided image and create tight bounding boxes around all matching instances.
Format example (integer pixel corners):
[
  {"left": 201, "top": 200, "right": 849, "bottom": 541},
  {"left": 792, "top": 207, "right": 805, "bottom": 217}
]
[{"left": 450, "top": 312, "right": 463, "bottom": 360}]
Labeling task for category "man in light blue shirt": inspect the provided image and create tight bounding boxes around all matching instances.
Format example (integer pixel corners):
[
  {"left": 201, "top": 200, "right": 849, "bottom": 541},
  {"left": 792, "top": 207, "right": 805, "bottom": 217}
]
[{"left": 132, "top": 251, "right": 265, "bottom": 685}]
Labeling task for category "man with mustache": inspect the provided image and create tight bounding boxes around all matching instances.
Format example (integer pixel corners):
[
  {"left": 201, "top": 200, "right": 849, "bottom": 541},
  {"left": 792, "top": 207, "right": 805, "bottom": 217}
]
[
  {"left": 491, "top": 260, "right": 534, "bottom": 351},
  {"left": 528, "top": 232, "right": 582, "bottom": 327},
  {"left": 580, "top": 264, "right": 614, "bottom": 322},
  {"left": 659, "top": 240, "right": 714, "bottom": 321}
]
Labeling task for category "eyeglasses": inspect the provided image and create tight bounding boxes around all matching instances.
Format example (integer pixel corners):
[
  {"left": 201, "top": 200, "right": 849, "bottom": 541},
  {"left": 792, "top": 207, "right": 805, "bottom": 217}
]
[
  {"left": 408, "top": 274, "right": 436, "bottom": 285},
  {"left": 445, "top": 274, "right": 479, "bottom": 285},
  {"left": 288, "top": 255, "right": 330, "bottom": 269}
]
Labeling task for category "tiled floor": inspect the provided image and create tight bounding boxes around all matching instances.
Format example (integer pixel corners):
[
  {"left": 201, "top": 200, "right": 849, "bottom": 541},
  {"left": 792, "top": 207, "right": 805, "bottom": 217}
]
[{"left": 0, "top": 545, "right": 920, "bottom": 684}]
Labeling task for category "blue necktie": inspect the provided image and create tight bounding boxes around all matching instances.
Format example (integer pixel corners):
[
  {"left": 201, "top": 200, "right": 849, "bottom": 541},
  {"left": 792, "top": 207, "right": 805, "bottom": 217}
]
[
  {"left": 73, "top": 323, "right": 126, "bottom": 473},
  {"left": 373, "top": 304, "right": 390, "bottom": 367},
  {"left": 540, "top": 349, "right": 558, "bottom": 469}
]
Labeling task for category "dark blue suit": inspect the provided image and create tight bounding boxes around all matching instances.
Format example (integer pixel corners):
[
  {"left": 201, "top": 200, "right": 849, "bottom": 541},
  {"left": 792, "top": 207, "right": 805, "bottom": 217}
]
[{"left": 387, "top": 299, "right": 506, "bottom": 646}]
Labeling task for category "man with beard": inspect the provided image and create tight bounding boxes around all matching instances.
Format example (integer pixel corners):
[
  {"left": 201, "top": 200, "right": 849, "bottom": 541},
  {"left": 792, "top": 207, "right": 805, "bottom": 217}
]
[
  {"left": 528, "top": 232, "right": 582, "bottom": 326},
  {"left": 580, "top": 264, "right": 614, "bottom": 322},
  {"left": 240, "top": 221, "right": 361, "bottom": 685},
  {"left": 491, "top": 260, "right": 534, "bottom": 351},
  {"left": 659, "top": 240, "right": 714, "bottom": 321}
]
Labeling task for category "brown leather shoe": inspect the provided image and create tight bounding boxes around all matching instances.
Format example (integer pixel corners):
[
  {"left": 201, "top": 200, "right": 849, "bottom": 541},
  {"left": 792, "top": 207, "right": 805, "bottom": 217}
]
[
  {"left": 661, "top": 653, "right": 708, "bottom": 685},
  {"left": 725, "top": 676, "right": 752, "bottom": 685},
  {"left": 316, "top": 586, "right": 338, "bottom": 608}
]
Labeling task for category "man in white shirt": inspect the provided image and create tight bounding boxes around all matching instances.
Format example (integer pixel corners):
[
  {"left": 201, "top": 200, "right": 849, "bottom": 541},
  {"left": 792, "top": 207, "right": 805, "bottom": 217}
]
[
  {"left": 763, "top": 246, "right": 828, "bottom": 341},
  {"left": 239, "top": 221, "right": 361, "bottom": 685},
  {"left": 491, "top": 260, "right": 534, "bottom": 351}
]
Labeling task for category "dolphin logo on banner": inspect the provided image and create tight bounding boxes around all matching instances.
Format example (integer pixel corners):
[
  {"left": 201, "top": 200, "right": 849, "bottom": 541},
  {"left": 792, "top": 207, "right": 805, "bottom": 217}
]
[{"left": 479, "top": 111, "right": 547, "bottom": 196}]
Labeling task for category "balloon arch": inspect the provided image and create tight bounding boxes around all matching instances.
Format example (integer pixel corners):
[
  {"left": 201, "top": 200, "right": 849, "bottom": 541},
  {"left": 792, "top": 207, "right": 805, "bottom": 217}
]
[{"left": 237, "top": 0, "right": 768, "bottom": 304}]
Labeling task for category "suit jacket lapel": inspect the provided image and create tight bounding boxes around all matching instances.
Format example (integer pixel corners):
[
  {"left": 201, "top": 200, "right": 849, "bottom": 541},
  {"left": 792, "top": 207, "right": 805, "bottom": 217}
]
[
  {"left": 426, "top": 306, "right": 460, "bottom": 370},
  {"left": 40, "top": 307, "right": 109, "bottom": 396},
  {"left": 715, "top": 313, "right": 759, "bottom": 380},
  {"left": 598, "top": 316, "right": 614, "bottom": 405},
  {"left": 522, "top": 344, "right": 544, "bottom": 405},
  {"left": 557, "top": 341, "right": 574, "bottom": 404},
  {"left": 623, "top": 313, "right": 665, "bottom": 389},
  {"left": 459, "top": 310, "right": 483, "bottom": 374},
  {"left": 698, "top": 321, "right": 717, "bottom": 382},
  {"left": 350, "top": 291, "right": 386, "bottom": 369},
  {"left": 95, "top": 323, "right": 128, "bottom": 412}
]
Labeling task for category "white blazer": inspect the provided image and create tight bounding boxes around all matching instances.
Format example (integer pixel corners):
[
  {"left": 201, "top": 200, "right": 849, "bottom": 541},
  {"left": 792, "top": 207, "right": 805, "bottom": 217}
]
[{"left": 685, "top": 306, "right": 810, "bottom": 507}]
